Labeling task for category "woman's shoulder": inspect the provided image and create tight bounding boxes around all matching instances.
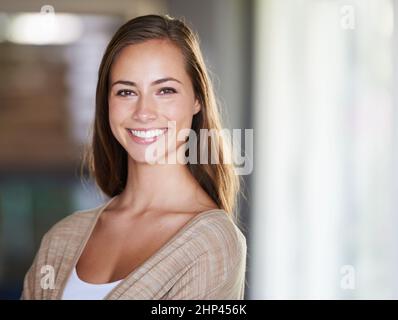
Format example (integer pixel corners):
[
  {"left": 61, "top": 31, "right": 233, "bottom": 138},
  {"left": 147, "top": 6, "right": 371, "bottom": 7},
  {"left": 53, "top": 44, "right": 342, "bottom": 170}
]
[
  {"left": 163, "top": 210, "right": 247, "bottom": 299},
  {"left": 186, "top": 209, "right": 247, "bottom": 260}
]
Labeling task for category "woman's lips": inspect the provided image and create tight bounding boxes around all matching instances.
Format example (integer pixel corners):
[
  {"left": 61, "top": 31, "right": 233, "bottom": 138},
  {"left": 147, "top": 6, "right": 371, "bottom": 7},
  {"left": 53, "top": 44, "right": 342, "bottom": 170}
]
[{"left": 127, "top": 128, "right": 168, "bottom": 145}]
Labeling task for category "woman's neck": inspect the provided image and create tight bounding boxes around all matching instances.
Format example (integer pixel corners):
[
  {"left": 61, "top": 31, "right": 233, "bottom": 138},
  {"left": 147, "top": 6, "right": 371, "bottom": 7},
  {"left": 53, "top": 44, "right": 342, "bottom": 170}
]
[{"left": 110, "top": 156, "right": 205, "bottom": 215}]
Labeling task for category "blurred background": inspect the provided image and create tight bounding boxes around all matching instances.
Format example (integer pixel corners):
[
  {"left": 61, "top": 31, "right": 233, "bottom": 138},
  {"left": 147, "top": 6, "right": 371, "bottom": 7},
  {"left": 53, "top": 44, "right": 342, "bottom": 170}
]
[{"left": 0, "top": 0, "right": 396, "bottom": 299}]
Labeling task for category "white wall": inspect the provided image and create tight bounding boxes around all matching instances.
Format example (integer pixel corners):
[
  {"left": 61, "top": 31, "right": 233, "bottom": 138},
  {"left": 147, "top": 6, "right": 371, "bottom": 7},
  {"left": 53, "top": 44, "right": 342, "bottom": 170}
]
[{"left": 252, "top": 0, "right": 396, "bottom": 299}]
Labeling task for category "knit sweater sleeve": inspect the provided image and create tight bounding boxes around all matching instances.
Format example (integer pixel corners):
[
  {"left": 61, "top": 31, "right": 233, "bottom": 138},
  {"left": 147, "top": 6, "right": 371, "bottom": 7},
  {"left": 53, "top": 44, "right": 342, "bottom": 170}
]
[{"left": 162, "top": 215, "right": 247, "bottom": 300}]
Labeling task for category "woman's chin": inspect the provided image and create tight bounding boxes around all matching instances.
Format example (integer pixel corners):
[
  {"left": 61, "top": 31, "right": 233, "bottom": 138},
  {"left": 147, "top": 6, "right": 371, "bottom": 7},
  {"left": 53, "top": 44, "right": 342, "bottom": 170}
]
[{"left": 127, "top": 149, "right": 168, "bottom": 165}]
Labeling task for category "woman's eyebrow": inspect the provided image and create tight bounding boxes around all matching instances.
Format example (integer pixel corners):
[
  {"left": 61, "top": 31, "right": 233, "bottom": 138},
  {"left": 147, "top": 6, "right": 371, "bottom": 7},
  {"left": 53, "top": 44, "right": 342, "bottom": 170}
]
[{"left": 111, "top": 77, "right": 182, "bottom": 87}]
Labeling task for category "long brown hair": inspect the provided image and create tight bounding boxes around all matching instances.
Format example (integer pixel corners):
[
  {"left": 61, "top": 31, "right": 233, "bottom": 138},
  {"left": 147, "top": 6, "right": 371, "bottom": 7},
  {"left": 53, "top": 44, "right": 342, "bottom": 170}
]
[{"left": 84, "top": 14, "right": 241, "bottom": 219}]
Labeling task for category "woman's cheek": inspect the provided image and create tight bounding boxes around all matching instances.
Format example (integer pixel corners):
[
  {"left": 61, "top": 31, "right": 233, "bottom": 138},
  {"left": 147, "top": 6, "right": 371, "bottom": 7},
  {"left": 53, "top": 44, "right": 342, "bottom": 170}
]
[
  {"left": 108, "top": 102, "right": 127, "bottom": 143},
  {"left": 164, "top": 102, "right": 191, "bottom": 126},
  {"left": 108, "top": 115, "right": 120, "bottom": 145}
]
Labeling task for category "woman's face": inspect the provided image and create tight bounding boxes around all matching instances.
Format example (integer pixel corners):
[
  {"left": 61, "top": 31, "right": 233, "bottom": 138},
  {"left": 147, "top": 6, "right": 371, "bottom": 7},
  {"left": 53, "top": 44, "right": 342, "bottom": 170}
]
[{"left": 108, "top": 39, "right": 201, "bottom": 163}]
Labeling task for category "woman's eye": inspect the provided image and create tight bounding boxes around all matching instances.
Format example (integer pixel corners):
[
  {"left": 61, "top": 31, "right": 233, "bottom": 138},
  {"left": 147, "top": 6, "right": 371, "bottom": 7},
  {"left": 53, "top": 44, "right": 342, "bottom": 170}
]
[
  {"left": 116, "top": 89, "right": 135, "bottom": 97},
  {"left": 159, "top": 87, "right": 177, "bottom": 95}
]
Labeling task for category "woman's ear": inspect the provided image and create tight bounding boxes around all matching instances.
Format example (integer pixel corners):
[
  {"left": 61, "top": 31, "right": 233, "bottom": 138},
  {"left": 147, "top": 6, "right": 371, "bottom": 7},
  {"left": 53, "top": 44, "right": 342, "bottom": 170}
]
[{"left": 193, "top": 98, "right": 201, "bottom": 115}]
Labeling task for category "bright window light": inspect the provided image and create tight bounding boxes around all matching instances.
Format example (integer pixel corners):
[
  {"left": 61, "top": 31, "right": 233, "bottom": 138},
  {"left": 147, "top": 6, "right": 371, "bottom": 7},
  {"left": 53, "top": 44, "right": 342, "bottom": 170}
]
[{"left": 6, "top": 13, "right": 83, "bottom": 45}]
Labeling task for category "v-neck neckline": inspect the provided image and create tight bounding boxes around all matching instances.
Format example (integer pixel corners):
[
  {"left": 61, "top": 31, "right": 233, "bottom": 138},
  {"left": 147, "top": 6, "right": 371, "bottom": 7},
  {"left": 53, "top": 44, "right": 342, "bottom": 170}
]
[{"left": 57, "top": 196, "right": 224, "bottom": 300}]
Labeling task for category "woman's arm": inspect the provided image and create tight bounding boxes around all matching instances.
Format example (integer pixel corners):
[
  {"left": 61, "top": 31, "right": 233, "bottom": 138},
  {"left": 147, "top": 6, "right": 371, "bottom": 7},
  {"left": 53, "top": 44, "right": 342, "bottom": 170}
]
[
  {"left": 20, "top": 231, "right": 50, "bottom": 300},
  {"left": 163, "top": 226, "right": 247, "bottom": 300}
]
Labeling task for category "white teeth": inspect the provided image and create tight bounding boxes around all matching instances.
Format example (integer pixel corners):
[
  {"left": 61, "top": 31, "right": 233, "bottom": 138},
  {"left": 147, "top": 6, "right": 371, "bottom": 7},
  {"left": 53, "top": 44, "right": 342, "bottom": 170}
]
[{"left": 130, "top": 129, "right": 165, "bottom": 139}]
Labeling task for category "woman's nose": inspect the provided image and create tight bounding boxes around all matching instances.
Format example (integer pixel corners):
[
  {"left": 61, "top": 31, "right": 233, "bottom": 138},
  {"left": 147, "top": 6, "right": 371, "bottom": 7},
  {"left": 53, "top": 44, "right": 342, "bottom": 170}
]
[{"left": 132, "top": 95, "right": 157, "bottom": 122}]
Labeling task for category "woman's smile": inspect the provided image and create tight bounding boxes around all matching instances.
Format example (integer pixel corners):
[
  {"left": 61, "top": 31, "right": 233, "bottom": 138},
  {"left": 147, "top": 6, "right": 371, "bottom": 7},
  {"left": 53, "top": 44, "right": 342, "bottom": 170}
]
[{"left": 127, "top": 127, "right": 168, "bottom": 145}]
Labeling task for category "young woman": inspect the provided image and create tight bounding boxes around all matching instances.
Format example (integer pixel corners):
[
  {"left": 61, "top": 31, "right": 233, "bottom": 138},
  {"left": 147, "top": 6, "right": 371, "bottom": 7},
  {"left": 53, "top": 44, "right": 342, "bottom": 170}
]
[{"left": 21, "top": 14, "right": 247, "bottom": 300}]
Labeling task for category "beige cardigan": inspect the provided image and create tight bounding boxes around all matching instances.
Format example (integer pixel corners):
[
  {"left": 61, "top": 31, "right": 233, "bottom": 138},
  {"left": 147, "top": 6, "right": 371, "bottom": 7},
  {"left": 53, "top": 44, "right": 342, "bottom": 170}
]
[{"left": 21, "top": 197, "right": 247, "bottom": 300}]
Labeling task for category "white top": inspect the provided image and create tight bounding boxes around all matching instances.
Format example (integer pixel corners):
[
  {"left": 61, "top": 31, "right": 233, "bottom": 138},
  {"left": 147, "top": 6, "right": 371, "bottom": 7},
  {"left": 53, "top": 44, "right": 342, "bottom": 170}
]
[{"left": 61, "top": 267, "right": 123, "bottom": 300}]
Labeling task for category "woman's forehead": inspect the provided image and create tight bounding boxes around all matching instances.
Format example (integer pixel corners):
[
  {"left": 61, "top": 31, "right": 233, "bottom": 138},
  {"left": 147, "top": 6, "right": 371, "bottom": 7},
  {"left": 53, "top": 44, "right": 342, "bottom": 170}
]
[{"left": 110, "top": 40, "right": 190, "bottom": 84}]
